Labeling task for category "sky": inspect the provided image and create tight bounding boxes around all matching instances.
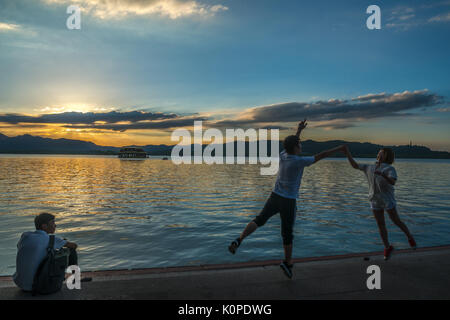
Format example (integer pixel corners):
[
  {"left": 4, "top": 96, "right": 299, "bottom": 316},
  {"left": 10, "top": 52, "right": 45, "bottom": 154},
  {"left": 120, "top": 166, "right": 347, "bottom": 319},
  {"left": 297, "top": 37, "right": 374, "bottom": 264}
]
[{"left": 0, "top": 0, "right": 449, "bottom": 150}]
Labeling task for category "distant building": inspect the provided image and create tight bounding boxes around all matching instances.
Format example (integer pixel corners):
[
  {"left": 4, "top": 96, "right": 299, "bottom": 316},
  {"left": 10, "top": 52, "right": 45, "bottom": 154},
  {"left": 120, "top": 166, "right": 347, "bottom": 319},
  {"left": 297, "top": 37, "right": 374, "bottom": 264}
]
[{"left": 118, "top": 147, "right": 147, "bottom": 158}]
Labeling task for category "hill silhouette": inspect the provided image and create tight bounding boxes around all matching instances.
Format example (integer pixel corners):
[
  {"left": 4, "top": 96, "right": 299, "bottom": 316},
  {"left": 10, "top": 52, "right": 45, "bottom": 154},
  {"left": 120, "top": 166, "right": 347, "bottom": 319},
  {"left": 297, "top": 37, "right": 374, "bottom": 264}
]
[{"left": 0, "top": 133, "right": 449, "bottom": 159}]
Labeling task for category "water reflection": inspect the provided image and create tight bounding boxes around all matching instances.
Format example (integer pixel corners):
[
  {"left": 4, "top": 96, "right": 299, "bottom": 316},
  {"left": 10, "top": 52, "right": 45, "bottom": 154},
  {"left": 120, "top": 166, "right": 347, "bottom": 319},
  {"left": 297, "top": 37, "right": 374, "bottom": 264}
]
[{"left": 0, "top": 155, "right": 449, "bottom": 274}]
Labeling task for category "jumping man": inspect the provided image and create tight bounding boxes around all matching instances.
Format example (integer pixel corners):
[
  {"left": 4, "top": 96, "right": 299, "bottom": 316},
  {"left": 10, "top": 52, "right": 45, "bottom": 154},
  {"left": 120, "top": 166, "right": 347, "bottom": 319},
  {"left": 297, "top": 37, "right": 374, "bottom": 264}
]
[{"left": 228, "top": 119, "right": 346, "bottom": 278}]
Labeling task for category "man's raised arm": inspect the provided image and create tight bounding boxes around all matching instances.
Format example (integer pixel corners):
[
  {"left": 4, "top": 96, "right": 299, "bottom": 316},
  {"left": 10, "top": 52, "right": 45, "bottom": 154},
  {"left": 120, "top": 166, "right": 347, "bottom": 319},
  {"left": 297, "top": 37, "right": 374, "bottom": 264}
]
[
  {"left": 296, "top": 119, "right": 307, "bottom": 139},
  {"left": 313, "top": 145, "right": 346, "bottom": 163}
]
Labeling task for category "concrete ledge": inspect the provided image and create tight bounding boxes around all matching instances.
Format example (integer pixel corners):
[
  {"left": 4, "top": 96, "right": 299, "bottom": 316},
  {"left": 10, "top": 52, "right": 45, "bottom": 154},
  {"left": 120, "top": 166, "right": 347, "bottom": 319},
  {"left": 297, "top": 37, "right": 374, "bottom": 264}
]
[{"left": 1, "top": 245, "right": 450, "bottom": 299}]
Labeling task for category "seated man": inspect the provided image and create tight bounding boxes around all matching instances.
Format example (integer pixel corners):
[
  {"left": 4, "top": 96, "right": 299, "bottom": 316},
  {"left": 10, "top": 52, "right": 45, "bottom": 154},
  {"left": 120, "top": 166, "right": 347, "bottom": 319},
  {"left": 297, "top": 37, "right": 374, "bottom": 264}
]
[{"left": 13, "top": 213, "right": 78, "bottom": 292}]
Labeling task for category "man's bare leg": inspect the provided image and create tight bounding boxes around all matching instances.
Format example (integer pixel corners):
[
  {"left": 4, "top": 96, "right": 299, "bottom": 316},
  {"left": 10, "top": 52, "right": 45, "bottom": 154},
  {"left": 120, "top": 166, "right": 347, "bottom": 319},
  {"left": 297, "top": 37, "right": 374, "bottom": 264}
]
[
  {"left": 283, "top": 244, "right": 293, "bottom": 265},
  {"left": 373, "top": 209, "right": 390, "bottom": 248},
  {"left": 239, "top": 221, "right": 258, "bottom": 242},
  {"left": 229, "top": 221, "right": 258, "bottom": 254},
  {"left": 386, "top": 207, "right": 413, "bottom": 239}
]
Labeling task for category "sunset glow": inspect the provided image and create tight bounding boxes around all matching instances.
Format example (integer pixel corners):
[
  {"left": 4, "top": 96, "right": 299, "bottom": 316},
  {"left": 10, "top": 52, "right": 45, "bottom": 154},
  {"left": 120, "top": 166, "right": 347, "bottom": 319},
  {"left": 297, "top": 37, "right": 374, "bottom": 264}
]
[{"left": 0, "top": 0, "right": 449, "bottom": 150}]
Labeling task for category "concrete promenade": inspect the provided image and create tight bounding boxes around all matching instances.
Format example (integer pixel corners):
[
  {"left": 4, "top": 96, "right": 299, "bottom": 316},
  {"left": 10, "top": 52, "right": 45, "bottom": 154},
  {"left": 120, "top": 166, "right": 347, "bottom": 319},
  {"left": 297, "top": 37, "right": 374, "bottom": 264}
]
[{"left": 1, "top": 245, "right": 449, "bottom": 300}]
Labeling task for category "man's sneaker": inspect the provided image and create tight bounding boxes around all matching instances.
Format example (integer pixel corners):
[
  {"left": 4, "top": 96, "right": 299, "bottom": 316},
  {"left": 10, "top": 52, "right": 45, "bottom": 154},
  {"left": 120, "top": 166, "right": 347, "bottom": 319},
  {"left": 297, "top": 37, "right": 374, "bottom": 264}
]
[
  {"left": 280, "top": 261, "right": 293, "bottom": 279},
  {"left": 408, "top": 237, "right": 417, "bottom": 250},
  {"left": 384, "top": 245, "right": 394, "bottom": 260},
  {"left": 228, "top": 238, "right": 241, "bottom": 254}
]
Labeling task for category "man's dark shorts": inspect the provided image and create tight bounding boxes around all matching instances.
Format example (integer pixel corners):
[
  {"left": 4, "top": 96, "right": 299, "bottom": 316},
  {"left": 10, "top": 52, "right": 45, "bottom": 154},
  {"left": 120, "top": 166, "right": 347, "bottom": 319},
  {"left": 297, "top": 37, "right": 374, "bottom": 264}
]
[{"left": 253, "top": 192, "right": 297, "bottom": 245}]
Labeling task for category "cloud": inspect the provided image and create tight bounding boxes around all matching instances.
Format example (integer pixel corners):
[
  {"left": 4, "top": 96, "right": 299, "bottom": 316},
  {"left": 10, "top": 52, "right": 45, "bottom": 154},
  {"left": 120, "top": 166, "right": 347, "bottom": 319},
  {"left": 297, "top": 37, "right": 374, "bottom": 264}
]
[
  {"left": 0, "top": 124, "right": 47, "bottom": 129},
  {"left": 259, "top": 125, "right": 291, "bottom": 131},
  {"left": 388, "top": 7, "right": 415, "bottom": 21},
  {"left": 214, "top": 90, "right": 444, "bottom": 129},
  {"left": 428, "top": 12, "right": 450, "bottom": 22},
  {"left": 391, "top": 7, "right": 415, "bottom": 15},
  {"left": 210, "top": 4, "right": 227, "bottom": 13},
  {"left": 421, "top": 1, "right": 450, "bottom": 9},
  {"left": 386, "top": 7, "right": 417, "bottom": 30},
  {"left": 63, "top": 116, "right": 208, "bottom": 131},
  {"left": 0, "top": 22, "right": 20, "bottom": 32},
  {"left": 398, "top": 14, "right": 415, "bottom": 21},
  {"left": 1, "top": 90, "right": 444, "bottom": 133},
  {"left": 0, "top": 21, "right": 38, "bottom": 37},
  {"left": 43, "top": 0, "right": 228, "bottom": 20},
  {"left": 387, "top": 2, "right": 450, "bottom": 30},
  {"left": 0, "top": 110, "right": 209, "bottom": 132},
  {"left": 0, "top": 110, "right": 178, "bottom": 124},
  {"left": 351, "top": 93, "right": 388, "bottom": 101},
  {"left": 312, "top": 121, "right": 356, "bottom": 130}
]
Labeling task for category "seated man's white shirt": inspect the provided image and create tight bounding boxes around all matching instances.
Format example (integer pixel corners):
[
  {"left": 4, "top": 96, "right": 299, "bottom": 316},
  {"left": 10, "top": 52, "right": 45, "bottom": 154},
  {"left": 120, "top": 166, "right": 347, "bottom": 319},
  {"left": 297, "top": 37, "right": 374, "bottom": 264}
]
[{"left": 13, "top": 230, "right": 67, "bottom": 291}]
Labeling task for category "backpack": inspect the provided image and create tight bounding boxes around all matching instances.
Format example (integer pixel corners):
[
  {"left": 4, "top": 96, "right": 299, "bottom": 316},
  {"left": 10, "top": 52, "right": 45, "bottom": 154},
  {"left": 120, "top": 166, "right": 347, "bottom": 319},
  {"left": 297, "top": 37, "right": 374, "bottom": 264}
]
[{"left": 32, "top": 235, "right": 69, "bottom": 295}]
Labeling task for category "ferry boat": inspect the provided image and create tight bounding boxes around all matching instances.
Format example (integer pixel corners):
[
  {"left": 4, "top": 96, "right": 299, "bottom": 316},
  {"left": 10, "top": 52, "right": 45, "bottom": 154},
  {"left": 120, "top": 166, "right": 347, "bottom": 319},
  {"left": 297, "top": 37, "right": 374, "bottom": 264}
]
[{"left": 118, "top": 147, "right": 148, "bottom": 158}]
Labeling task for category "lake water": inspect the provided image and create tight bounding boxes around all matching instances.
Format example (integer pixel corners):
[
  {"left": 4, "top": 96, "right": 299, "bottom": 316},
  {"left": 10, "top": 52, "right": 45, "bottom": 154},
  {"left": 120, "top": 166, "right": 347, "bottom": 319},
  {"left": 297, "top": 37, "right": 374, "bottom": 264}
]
[{"left": 0, "top": 155, "right": 449, "bottom": 275}]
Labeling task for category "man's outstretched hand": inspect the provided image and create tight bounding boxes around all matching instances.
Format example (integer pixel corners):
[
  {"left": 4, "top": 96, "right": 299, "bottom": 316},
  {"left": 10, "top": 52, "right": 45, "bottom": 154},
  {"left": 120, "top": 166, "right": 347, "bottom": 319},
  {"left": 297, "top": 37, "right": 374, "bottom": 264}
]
[
  {"left": 298, "top": 119, "right": 307, "bottom": 131},
  {"left": 342, "top": 144, "right": 350, "bottom": 155},
  {"left": 296, "top": 119, "right": 307, "bottom": 137},
  {"left": 335, "top": 145, "right": 348, "bottom": 153}
]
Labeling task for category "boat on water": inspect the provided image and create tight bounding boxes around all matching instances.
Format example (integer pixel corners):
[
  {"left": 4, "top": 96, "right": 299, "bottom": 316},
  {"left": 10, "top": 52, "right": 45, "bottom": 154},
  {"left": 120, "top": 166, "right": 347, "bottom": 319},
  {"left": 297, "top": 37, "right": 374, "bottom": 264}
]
[{"left": 118, "top": 147, "right": 148, "bottom": 158}]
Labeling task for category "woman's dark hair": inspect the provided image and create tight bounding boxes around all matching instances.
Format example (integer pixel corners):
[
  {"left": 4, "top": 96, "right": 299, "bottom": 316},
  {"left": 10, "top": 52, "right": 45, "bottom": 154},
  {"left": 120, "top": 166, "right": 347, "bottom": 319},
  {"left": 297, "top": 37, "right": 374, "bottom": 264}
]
[
  {"left": 283, "top": 135, "right": 300, "bottom": 154},
  {"left": 34, "top": 213, "right": 55, "bottom": 230},
  {"left": 381, "top": 147, "right": 395, "bottom": 164}
]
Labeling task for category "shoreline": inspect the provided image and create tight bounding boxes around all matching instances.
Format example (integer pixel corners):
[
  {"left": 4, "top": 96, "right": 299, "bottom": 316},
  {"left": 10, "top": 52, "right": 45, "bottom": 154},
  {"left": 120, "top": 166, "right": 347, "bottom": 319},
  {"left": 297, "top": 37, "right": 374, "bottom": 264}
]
[
  {"left": 1, "top": 154, "right": 450, "bottom": 161},
  {"left": 1, "top": 244, "right": 448, "bottom": 281}
]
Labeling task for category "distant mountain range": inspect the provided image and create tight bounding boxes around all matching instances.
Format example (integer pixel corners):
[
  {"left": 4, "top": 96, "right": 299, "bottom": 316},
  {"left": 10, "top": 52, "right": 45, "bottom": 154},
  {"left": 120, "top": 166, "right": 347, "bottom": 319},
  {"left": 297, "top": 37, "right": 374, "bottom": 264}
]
[{"left": 0, "top": 133, "right": 449, "bottom": 159}]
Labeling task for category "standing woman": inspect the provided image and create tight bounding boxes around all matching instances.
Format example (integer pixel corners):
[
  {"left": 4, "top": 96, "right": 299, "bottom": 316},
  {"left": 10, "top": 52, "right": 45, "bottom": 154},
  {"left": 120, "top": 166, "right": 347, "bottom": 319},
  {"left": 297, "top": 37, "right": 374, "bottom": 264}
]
[{"left": 343, "top": 146, "right": 416, "bottom": 260}]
